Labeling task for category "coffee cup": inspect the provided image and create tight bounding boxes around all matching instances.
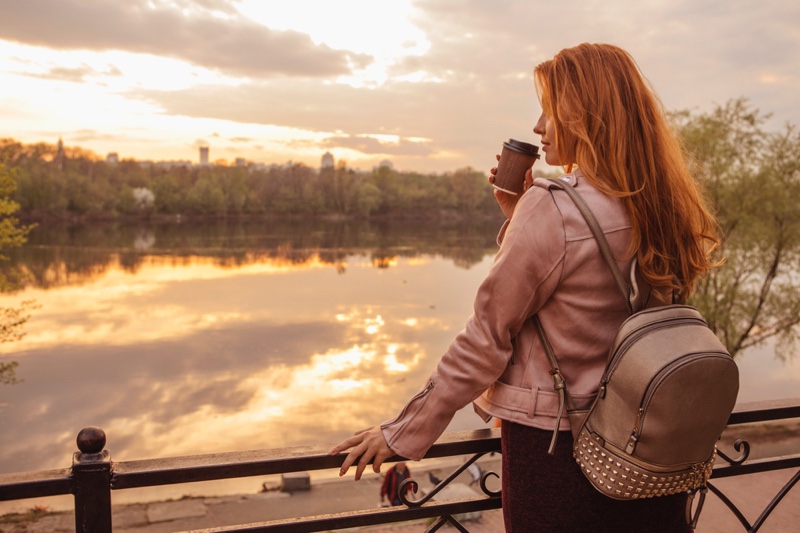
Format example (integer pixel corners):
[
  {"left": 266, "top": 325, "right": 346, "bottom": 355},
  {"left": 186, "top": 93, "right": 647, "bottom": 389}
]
[{"left": 493, "top": 139, "right": 540, "bottom": 195}]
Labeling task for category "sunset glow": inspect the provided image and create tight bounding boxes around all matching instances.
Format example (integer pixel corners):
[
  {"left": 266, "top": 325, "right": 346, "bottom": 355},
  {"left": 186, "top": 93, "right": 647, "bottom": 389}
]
[{"left": 0, "top": 1, "right": 796, "bottom": 172}]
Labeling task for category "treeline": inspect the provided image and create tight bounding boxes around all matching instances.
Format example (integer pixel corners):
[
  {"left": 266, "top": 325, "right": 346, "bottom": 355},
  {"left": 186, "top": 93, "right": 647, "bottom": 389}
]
[{"left": 0, "top": 138, "right": 513, "bottom": 219}]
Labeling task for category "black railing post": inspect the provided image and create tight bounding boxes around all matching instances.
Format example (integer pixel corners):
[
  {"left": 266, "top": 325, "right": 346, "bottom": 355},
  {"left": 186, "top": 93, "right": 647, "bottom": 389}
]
[{"left": 72, "top": 426, "right": 112, "bottom": 533}]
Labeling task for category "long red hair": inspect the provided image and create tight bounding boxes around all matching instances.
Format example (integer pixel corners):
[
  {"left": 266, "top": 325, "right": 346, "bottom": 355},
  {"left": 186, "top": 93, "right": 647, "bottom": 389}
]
[{"left": 534, "top": 43, "right": 720, "bottom": 297}]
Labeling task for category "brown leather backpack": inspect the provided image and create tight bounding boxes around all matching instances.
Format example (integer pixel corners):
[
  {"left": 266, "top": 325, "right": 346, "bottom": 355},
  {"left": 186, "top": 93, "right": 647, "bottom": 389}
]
[{"left": 537, "top": 178, "right": 739, "bottom": 527}]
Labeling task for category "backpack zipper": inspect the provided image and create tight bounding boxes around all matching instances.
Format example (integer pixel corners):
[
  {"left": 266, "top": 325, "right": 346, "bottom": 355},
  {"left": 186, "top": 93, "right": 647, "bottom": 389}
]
[
  {"left": 601, "top": 316, "right": 707, "bottom": 397},
  {"left": 624, "top": 352, "right": 731, "bottom": 454}
]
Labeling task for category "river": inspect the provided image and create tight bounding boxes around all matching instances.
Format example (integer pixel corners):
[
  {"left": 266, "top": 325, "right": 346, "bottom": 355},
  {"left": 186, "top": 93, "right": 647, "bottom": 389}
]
[{"left": 0, "top": 218, "right": 797, "bottom": 512}]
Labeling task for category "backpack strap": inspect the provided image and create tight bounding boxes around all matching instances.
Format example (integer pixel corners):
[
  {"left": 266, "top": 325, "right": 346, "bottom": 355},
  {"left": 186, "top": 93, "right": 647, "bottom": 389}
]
[
  {"left": 546, "top": 178, "right": 634, "bottom": 313},
  {"left": 535, "top": 177, "right": 636, "bottom": 453},
  {"left": 533, "top": 314, "right": 577, "bottom": 454}
]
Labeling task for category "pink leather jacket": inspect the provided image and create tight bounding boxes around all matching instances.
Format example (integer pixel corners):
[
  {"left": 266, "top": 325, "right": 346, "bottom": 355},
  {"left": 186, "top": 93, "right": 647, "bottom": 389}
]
[{"left": 381, "top": 170, "right": 639, "bottom": 461}]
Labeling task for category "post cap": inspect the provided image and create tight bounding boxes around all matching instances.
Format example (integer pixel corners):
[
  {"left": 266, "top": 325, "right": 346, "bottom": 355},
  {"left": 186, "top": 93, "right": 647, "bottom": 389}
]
[{"left": 77, "top": 426, "right": 106, "bottom": 454}]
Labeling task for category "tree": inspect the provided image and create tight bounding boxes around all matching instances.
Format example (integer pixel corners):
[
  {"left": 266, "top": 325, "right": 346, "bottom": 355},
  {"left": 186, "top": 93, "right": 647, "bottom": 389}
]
[
  {"left": 187, "top": 174, "right": 226, "bottom": 214},
  {"left": 151, "top": 171, "right": 184, "bottom": 213},
  {"left": 448, "top": 167, "right": 489, "bottom": 213},
  {"left": 678, "top": 99, "right": 800, "bottom": 358},
  {"left": 355, "top": 181, "right": 381, "bottom": 216},
  {"left": 132, "top": 187, "right": 156, "bottom": 214},
  {"left": 0, "top": 164, "right": 35, "bottom": 384}
]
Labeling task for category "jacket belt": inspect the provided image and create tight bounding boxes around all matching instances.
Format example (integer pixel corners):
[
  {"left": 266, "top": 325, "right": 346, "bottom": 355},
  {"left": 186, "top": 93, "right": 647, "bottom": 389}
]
[{"left": 476, "top": 381, "right": 597, "bottom": 426}]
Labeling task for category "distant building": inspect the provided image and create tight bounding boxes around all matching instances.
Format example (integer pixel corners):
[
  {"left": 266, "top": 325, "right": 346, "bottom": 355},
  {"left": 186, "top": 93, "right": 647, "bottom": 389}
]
[
  {"left": 321, "top": 151, "right": 334, "bottom": 169},
  {"left": 378, "top": 159, "right": 394, "bottom": 170},
  {"left": 55, "top": 137, "right": 65, "bottom": 170},
  {"left": 106, "top": 152, "right": 119, "bottom": 164},
  {"left": 235, "top": 157, "right": 246, "bottom": 167},
  {"left": 199, "top": 146, "right": 209, "bottom": 166}
]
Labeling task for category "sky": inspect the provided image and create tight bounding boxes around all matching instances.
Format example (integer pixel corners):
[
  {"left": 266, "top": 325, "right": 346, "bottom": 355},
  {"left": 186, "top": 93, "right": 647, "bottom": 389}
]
[{"left": 0, "top": 0, "right": 798, "bottom": 173}]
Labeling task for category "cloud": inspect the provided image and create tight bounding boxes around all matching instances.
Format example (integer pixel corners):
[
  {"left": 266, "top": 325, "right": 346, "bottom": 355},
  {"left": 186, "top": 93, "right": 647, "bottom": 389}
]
[
  {"left": 2, "top": 0, "right": 797, "bottom": 172},
  {"left": 0, "top": 0, "right": 372, "bottom": 78},
  {"left": 320, "top": 135, "right": 436, "bottom": 156},
  {"left": 134, "top": 76, "right": 534, "bottom": 165},
  {"left": 16, "top": 62, "right": 123, "bottom": 83},
  {"left": 70, "top": 129, "right": 133, "bottom": 143},
  {"left": 406, "top": 0, "right": 800, "bottom": 126},
  {"left": 167, "top": 0, "right": 243, "bottom": 16}
]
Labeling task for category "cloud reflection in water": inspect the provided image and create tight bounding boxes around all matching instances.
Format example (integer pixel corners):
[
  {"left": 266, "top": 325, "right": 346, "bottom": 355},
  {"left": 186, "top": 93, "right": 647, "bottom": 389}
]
[{"left": 0, "top": 252, "right": 492, "bottom": 473}]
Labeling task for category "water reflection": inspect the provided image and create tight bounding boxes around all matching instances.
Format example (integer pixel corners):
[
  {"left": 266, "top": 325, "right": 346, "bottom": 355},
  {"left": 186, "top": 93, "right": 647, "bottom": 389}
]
[
  {"left": 6, "top": 218, "right": 499, "bottom": 290},
  {"left": 0, "top": 217, "right": 797, "bottom": 508},
  {"left": 0, "top": 219, "right": 498, "bottom": 480}
]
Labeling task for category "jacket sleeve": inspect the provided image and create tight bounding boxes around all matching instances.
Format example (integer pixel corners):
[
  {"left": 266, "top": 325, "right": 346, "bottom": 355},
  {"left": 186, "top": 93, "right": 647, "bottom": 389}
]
[{"left": 380, "top": 187, "right": 567, "bottom": 460}]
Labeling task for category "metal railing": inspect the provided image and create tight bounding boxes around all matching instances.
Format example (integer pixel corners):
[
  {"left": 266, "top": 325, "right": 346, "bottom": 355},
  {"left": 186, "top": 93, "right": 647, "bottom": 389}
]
[{"left": 0, "top": 398, "right": 798, "bottom": 532}]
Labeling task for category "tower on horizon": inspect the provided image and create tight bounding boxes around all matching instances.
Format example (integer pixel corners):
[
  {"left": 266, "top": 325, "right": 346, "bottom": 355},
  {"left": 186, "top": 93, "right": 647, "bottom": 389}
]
[
  {"left": 321, "top": 151, "right": 334, "bottom": 169},
  {"left": 55, "top": 137, "right": 65, "bottom": 171},
  {"left": 199, "top": 146, "right": 209, "bottom": 166}
]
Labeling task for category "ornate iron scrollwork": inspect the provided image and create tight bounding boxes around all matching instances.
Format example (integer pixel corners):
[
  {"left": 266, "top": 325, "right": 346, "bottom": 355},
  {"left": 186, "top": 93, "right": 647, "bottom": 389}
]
[
  {"left": 398, "top": 452, "right": 500, "bottom": 507},
  {"left": 479, "top": 469, "right": 502, "bottom": 497},
  {"left": 716, "top": 438, "right": 750, "bottom": 466},
  {"left": 708, "top": 436, "right": 800, "bottom": 531},
  {"left": 395, "top": 452, "right": 501, "bottom": 533}
]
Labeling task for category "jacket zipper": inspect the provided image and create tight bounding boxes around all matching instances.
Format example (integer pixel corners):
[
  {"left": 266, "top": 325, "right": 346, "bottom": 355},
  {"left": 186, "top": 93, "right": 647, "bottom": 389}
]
[
  {"left": 624, "top": 352, "right": 731, "bottom": 454},
  {"left": 383, "top": 380, "right": 435, "bottom": 427}
]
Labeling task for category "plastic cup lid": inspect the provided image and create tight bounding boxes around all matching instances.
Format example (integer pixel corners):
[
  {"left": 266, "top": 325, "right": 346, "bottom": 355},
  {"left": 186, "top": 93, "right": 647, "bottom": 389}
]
[{"left": 504, "top": 139, "right": 540, "bottom": 156}]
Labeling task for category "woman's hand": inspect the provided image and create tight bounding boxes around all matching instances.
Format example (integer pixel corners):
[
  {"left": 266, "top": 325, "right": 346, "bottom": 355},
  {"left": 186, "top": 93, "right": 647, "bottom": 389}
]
[
  {"left": 488, "top": 155, "right": 533, "bottom": 220},
  {"left": 328, "top": 426, "right": 394, "bottom": 481}
]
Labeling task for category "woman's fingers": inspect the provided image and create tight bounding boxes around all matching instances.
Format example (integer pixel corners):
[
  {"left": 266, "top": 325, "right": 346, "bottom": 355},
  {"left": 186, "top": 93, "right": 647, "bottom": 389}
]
[
  {"left": 327, "top": 425, "right": 375, "bottom": 456},
  {"left": 329, "top": 426, "right": 394, "bottom": 480},
  {"left": 354, "top": 450, "right": 373, "bottom": 480},
  {"left": 372, "top": 447, "right": 392, "bottom": 474},
  {"left": 488, "top": 167, "right": 498, "bottom": 184},
  {"left": 339, "top": 442, "right": 366, "bottom": 476},
  {"left": 488, "top": 154, "right": 500, "bottom": 182},
  {"left": 328, "top": 433, "right": 359, "bottom": 456}
]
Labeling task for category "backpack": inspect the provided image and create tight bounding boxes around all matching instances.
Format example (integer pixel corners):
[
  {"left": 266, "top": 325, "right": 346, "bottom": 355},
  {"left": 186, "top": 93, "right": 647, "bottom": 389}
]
[{"left": 536, "top": 178, "right": 739, "bottom": 524}]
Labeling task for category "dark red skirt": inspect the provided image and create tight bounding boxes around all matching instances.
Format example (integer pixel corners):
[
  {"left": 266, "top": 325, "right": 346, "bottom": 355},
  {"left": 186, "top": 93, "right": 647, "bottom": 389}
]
[{"left": 501, "top": 421, "right": 693, "bottom": 533}]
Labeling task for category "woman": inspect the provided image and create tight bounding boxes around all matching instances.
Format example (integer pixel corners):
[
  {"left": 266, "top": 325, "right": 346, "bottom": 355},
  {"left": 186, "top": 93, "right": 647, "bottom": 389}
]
[{"left": 329, "top": 43, "right": 720, "bottom": 532}]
